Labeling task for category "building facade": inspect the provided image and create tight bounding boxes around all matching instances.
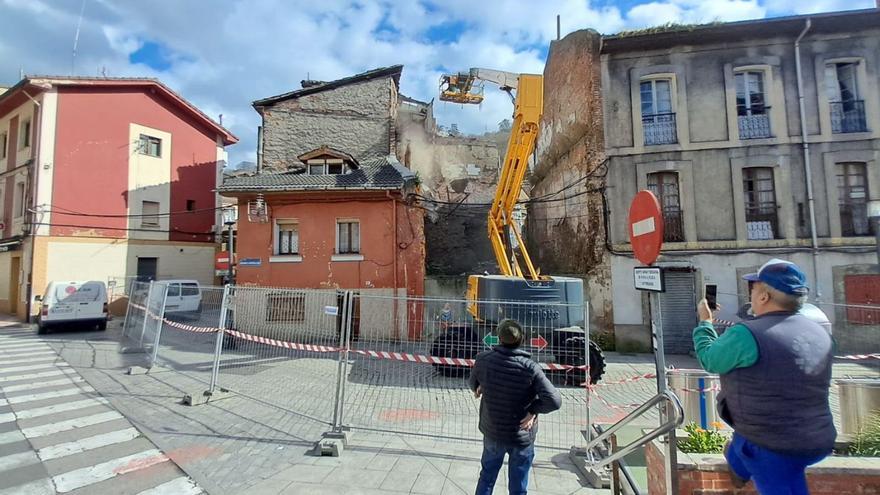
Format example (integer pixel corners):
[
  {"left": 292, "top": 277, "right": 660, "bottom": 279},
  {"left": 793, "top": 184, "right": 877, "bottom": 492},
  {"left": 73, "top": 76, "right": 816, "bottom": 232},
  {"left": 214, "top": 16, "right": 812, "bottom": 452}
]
[
  {"left": 530, "top": 9, "right": 880, "bottom": 353},
  {"left": 0, "top": 77, "right": 237, "bottom": 318},
  {"left": 221, "top": 68, "right": 425, "bottom": 340}
]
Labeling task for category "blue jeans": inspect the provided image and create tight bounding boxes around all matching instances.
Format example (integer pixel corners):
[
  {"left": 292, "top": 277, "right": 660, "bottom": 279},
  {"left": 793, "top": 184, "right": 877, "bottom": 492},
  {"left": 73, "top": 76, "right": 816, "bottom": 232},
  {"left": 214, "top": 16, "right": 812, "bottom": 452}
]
[
  {"left": 475, "top": 437, "right": 534, "bottom": 495},
  {"left": 725, "top": 433, "right": 829, "bottom": 495}
]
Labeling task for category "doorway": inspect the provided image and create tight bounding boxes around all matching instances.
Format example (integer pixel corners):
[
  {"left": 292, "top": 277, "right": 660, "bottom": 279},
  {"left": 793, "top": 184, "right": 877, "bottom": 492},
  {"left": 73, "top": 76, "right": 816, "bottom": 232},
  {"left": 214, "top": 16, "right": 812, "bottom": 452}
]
[
  {"left": 9, "top": 256, "right": 19, "bottom": 317},
  {"left": 136, "top": 257, "right": 158, "bottom": 282}
]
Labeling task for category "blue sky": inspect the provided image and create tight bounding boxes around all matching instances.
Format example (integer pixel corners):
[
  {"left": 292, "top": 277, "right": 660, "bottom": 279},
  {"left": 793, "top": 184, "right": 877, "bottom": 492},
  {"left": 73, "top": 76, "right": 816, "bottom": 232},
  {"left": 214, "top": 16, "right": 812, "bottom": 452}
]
[{"left": 0, "top": 0, "right": 874, "bottom": 166}]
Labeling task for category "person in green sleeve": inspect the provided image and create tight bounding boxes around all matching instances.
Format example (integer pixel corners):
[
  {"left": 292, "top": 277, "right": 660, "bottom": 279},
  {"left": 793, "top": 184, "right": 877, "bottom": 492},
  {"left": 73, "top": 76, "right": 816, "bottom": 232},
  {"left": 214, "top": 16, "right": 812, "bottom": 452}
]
[{"left": 693, "top": 258, "right": 835, "bottom": 495}]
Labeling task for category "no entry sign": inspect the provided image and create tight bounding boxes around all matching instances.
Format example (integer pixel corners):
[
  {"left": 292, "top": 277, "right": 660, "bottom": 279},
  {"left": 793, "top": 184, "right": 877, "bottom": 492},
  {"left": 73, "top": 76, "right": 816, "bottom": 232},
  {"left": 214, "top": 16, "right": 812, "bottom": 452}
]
[{"left": 628, "top": 190, "right": 664, "bottom": 266}]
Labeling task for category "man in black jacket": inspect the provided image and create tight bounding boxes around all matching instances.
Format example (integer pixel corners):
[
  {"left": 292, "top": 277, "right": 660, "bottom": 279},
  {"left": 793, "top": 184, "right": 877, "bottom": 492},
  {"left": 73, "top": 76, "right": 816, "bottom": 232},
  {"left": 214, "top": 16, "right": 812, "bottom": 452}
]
[{"left": 469, "top": 319, "right": 562, "bottom": 495}]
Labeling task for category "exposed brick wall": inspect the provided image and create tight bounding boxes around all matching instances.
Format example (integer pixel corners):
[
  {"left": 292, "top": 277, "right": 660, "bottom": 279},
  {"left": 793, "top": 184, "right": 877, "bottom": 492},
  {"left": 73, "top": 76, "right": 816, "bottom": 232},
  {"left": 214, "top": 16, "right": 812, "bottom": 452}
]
[
  {"left": 526, "top": 29, "right": 612, "bottom": 332},
  {"left": 646, "top": 441, "right": 880, "bottom": 494}
]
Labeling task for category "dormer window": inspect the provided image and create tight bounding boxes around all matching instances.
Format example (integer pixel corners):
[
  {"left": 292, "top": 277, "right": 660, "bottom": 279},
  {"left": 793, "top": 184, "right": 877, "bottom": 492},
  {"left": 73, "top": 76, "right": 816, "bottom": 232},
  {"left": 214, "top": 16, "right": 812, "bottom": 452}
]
[{"left": 307, "top": 159, "right": 346, "bottom": 175}]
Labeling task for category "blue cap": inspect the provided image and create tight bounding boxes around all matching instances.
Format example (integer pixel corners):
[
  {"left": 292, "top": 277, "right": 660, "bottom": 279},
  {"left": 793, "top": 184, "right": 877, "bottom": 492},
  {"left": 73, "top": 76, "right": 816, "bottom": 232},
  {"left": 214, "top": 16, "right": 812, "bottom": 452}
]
[{"left": 743, "top": 258, "right": 809, "bottom": 295}]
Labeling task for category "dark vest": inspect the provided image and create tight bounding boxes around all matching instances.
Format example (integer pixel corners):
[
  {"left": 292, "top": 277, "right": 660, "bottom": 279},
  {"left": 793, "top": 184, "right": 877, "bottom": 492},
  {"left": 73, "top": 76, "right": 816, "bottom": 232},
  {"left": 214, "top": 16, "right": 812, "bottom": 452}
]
[{"left": 718, "top": 311, "right": 836, "bottom": 456}]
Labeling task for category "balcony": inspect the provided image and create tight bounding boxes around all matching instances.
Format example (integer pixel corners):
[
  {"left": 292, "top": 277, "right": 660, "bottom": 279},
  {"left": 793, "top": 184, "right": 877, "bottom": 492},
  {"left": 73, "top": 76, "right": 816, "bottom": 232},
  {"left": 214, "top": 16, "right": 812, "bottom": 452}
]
[
  {"left": 738, "top": 112, "right": 771, "bottom": 139},
  {"left": 643, "top": 113, "right": 677, "bottom": 145},
  {"left": 831, "top": 100, "right": 868, "bottom": 134},
  {"left": 746, "top": 211, "right": 778, "bottom": 240}
]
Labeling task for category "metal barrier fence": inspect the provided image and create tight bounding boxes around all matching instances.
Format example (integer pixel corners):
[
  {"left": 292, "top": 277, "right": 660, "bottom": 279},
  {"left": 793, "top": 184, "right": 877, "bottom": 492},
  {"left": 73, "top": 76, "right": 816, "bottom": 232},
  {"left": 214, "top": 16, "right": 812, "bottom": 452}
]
[{"left": 117, "top": 282, "right": 880, "bottom": 455}]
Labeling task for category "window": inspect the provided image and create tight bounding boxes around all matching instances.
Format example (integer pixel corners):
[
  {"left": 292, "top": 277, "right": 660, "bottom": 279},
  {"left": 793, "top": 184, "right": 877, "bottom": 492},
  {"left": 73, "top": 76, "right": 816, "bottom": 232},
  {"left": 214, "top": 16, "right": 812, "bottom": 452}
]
[
  {"left": 844, "top": 275, "right": 880, "bottom": 325},
  {"left": 826, "top": 62, "right": 867, "bottom": 133},
  {"left": 167, "top": 284, "right": 181, "bottom": 297},
  {"left": 138, "top": 134, "right": 162, "bottom": 157},
  {"left": 265, "top": 292, "right": 305, "bottom": 322},
  {"left": 647, "top": 172, "right": 684, "bottom": 242},
  {"left": 0, "top": 132, "right": 6, "bottom": 159},
  {"left": 307, "top": 159, "right": 346, "bottom": 175},
  {"left": 141, "top": 201, "right": 160, "bottom": 228},
  {"left": 735, "top": 71, "right": 771, "bottom": 139},
  {"left": 13, "top": 182, "right": 25, "bottom": 219},
  {"left": 18, "top": 119, "right": 30, "bottom": 149},
  {"left": 640, "top": 79, "right": 676, "bottom": 145},
  {"left": 838, "top": 162, "right": 870, "bottom": 237},
  {"left": 742, "top": 167, "right": 778, "bottom": 240},
  {"left": 276, "top": 220, "right": 299, "bottom": 255},
  {"left": 186, "top": 200, "right": 196, "bottom": 211},
  {"left": 337, "top": 220, "right": 360, "bottom": 254},
  {"left": 181, "top": 283, "right": 200, "bottom": 296}
]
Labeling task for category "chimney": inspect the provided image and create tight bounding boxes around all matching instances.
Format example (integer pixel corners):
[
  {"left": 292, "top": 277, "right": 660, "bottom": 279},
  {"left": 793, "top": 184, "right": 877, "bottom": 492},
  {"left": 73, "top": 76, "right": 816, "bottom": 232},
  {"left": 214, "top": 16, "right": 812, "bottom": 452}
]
[{"left": 301, "top": 80, "right": 325, "bottom": 88}]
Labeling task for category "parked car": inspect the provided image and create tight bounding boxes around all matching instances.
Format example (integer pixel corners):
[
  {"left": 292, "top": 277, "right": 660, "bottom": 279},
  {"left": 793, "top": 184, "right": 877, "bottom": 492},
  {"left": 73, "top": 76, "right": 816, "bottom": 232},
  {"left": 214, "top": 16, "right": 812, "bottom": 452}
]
[
  {"left": 37, "top": 281, "right": 109, "bottom": 334},
  {"left": 163, "top": 280, "right": 203, "bottom": 319}
]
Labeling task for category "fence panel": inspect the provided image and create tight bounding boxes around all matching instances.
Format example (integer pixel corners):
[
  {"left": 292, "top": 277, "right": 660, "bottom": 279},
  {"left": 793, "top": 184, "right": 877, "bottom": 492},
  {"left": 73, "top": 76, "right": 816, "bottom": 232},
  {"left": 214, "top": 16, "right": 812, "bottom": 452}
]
[
  {"left": 151, "top": 286, "right": 226, "bottom": 386},
  {"left": 120, "top": 281, "right": 151, "bottom": 349},
  {"left": 339, "top": 293, "right": 591, "bottom": 450},
  {"left": 141, "top": 282, "right": 169, "bottom": 363},
  {"left": 214, "top": 286, "right": 345, "bottom": 426}
]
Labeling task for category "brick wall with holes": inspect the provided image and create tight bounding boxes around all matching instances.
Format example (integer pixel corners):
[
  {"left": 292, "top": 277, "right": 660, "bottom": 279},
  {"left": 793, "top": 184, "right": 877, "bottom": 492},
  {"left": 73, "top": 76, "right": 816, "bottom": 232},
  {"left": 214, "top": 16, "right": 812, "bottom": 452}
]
[{"left": 646, "top": 439, "right": 880, "bottom": 494}]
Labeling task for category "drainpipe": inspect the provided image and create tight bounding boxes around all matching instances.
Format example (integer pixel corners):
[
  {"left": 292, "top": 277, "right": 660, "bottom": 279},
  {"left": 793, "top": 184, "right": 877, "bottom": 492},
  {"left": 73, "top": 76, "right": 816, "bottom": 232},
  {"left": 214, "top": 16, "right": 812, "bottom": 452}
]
[
  {"left": 387, "top": 190, "right": 400, "bottom": 340},
  {"left": 794, "top": 18, "right": 822, "bottom": 300},
  {"left": 256, "top": 126, "right": 264, "bottom": 173}
]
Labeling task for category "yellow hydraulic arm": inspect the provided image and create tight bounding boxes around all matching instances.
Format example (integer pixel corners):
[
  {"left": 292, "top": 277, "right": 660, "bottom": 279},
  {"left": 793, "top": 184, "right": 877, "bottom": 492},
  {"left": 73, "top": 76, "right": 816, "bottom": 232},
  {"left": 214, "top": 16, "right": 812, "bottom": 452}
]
[{"left": 439, "top": 68, "right": 544, "bottom": 280}]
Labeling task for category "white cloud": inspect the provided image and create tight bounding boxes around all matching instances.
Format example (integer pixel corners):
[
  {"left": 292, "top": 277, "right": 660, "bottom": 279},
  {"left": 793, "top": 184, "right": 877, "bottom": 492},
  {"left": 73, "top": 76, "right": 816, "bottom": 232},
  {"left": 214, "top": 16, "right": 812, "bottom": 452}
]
[{"left": 0, "top": 0, "right": 873, "bottom": 167}]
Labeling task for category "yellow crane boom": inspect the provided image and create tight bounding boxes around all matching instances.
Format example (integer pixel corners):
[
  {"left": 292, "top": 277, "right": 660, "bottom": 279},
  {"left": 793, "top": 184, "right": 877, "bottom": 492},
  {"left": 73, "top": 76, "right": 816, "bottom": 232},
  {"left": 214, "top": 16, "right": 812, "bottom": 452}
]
[{"left": 439, "top": 68, "right": 544, "bottom": 281}]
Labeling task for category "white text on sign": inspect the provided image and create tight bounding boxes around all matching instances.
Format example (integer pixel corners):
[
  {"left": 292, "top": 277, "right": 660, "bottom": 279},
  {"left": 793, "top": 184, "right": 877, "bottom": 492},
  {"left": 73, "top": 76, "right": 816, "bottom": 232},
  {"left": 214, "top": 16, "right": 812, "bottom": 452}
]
[{"left": 634, "top": 267, "right": 664, "bottom": 292}]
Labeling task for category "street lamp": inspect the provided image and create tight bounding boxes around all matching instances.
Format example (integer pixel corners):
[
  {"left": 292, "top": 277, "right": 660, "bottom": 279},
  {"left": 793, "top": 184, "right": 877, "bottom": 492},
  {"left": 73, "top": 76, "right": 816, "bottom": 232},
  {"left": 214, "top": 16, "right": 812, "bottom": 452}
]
[
  {"left": 869, "top": 199, "right": 880, "bottom": 265},
  {"left": 222, "top": 207, "right": 237, "bottom": 285}
]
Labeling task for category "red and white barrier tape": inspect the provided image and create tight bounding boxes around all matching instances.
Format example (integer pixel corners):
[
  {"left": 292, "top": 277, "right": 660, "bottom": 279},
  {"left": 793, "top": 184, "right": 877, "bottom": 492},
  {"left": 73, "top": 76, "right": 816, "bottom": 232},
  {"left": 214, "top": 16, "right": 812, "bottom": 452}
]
[
  {"left": 588, "top": 372, "right": 657, "bottom": 388},
  {"left": 224, "top": 328, "right": 340, "bottom": 353}
]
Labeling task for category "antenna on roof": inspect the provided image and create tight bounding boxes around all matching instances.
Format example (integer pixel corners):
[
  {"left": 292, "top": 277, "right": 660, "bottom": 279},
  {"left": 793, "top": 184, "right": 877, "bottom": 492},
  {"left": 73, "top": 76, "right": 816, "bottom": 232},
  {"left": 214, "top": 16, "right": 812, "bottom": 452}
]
[
  {"left": 19, "top": 67, "right": 24, "bottom": 80},
  {"left": 72, "top": 0, "right": 87, "bottom": 74}
]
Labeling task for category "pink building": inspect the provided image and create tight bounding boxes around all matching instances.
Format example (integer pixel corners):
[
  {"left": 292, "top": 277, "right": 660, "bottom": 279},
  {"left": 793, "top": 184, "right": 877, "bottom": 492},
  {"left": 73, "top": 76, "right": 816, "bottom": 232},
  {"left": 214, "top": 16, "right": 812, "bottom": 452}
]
[{"left": 0, "top": 77, "right": 237, "bottom": 318}]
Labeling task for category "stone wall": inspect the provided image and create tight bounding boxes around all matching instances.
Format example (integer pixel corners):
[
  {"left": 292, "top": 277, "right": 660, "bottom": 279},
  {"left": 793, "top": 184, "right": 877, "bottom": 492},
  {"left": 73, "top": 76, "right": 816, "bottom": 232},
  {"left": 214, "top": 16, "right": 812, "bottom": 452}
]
[
  {"left": 260, "top": 77, "right": 395, "bottom": 171},
  {"left": 526, "top": 29, "right": 612, "bottom": 332}
]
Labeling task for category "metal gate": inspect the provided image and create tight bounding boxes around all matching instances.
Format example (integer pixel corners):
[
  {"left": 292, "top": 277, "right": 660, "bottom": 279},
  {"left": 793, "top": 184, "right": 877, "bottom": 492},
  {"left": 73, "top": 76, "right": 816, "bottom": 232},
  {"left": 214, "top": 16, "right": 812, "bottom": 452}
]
[{"left": 659, "top": 268, "right": 696, "bottom": 354}]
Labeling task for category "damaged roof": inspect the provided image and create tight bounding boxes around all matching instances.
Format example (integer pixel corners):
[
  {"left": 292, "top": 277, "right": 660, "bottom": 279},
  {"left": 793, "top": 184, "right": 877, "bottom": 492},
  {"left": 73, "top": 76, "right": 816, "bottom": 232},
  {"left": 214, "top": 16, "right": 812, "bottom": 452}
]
[
  {"left": 219, "top": 155, "right": 415, "bottom": 193},
  {"left": 253, "top": 65, "right": 403, "bottom": 107}
]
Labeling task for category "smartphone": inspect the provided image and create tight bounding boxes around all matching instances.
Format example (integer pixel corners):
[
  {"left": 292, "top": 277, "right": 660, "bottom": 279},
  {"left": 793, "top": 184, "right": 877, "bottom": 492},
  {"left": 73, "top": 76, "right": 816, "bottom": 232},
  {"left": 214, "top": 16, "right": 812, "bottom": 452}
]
[{"left": 704, "top": 284, "right": 718, "bottom": 311}]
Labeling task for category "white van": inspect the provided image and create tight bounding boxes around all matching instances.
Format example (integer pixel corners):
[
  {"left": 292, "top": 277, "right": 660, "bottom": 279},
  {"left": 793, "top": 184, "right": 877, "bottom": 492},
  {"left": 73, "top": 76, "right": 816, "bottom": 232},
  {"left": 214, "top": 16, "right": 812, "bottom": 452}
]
[
  {"left": 37, "top": 281, "right": 109, "bottom": 334},
  {"left": 163, "top": 280, "right": 202, "bottom": 317}
]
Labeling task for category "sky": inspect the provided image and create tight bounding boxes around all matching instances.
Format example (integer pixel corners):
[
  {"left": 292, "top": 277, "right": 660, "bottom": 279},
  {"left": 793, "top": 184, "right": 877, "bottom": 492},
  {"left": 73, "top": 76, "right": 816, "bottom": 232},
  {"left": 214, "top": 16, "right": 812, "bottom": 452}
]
[{"left": 0, "top": 0, "right": 873, "bottom": 167}]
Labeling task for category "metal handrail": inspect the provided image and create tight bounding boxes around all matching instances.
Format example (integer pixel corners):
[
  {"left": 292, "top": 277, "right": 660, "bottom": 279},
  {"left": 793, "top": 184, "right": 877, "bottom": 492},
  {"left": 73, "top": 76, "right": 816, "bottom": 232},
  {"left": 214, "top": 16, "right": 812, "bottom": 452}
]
[{"left": 584, "top": 390, "right": 684, "bottom": 470}]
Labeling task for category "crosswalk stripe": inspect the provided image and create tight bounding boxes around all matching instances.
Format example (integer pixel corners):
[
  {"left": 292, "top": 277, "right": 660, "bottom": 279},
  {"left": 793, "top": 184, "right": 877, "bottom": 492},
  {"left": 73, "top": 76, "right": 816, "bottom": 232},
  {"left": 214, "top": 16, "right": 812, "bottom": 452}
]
[
  {"left": 0, "top": 351, "right": 57, "bottom": 361},
  {"left": 0, "top": 347, "right": 52, "bottom": 355},
  {"left": 3, "top": 352, "right": 58, "bottom": 363},
  {"left": 0, "top": 430, "right": 24, "bottom": 446},
  {"left": 0, "top": 342, "right": 49, "bottom": 349},
  {"left": 0, "top": 363, "right": 68, "bottom": 374},
  {"left": 21, "top": 411, "right": 122, "bottom": 439},
  {"left": 0, "top": 477, "right": 54, "bottom": 495},
  {"left": 0, "top": 398, "right": 7, "bottom": 406},
  {"left": 0, "top": 450, "right": 40, "bottom": 471},
  {"left": 2, "top": 376, "right": 85, "bottom": 393},
  {"left": 53, "top": 449, "right": 167, "bottom": 493},
  {"left": 0, "top": 358, "right": 60, "bottom": 371},
  {"left": 136, "top": 477, "right": 203, "bottom": 495},
  {"left": 0, "top": 412, "right": 14, "bottom": 424},
  {"left": 0, "top": 369, "right": 74, "bottom": 384},
  {"left": 7, "top": 385, "right": 95, "bottom": 405},
  {"left": 15, "top": 397, "right": 109, "bottom": 420},
  {"left": 38, "top": 427, "right": 141, "bottom": 461}
]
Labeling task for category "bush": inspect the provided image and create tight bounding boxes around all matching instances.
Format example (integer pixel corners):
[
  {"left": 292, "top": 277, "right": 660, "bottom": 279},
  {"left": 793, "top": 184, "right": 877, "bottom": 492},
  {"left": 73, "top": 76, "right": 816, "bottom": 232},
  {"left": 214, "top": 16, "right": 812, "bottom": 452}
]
[{"left": 678, "top": 422, "right": 728, "bottom": 454}]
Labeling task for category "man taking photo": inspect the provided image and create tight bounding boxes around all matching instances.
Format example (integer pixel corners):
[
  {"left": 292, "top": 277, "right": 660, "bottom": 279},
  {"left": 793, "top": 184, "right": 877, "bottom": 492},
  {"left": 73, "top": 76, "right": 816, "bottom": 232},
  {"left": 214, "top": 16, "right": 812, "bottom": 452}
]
[
  {"left": 469, "top": 319, "right": 562, "bottom": 495},
  {"left": 693, "top": 259, "right": 835, "bottom": 494}
]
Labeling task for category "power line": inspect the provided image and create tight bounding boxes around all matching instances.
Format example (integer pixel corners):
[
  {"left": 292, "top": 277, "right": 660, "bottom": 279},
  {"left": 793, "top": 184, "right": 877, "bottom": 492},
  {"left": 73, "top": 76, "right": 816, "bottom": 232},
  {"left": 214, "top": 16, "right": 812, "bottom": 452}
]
[
  {"left": 41, "top": 203, "right": 227, "bottom": 219},
  {"left": 27, "top": 222, "right": 217, "bottom": 237}
]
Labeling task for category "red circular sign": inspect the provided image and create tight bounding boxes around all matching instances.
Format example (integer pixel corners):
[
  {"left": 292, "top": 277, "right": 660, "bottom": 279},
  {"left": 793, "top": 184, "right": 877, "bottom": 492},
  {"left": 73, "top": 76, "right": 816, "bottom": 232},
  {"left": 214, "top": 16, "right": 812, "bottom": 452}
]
[
  {"left": 65, "top": 285, "right": 78, "bottom": 295},
  {"left": 628, "top": 190, "right": 665, "bottom": 265}
]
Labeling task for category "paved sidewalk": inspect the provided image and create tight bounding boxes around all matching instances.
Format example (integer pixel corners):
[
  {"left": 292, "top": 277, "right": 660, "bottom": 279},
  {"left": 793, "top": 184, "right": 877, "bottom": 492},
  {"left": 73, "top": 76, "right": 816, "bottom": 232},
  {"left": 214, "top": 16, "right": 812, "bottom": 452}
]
[
  {"left": 0, "top": 320, "right": 204, "bottom": 494},
  {"left": 14, "top": 320, "right": 607, "bottom": 495}
]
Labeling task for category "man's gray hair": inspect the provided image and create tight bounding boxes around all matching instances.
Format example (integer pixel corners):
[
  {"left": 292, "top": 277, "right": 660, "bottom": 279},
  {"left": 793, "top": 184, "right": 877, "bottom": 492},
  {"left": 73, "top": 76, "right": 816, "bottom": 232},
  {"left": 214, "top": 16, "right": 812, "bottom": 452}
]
[{"left": 766, "top": 285, "right": 806, "bottom": 312}]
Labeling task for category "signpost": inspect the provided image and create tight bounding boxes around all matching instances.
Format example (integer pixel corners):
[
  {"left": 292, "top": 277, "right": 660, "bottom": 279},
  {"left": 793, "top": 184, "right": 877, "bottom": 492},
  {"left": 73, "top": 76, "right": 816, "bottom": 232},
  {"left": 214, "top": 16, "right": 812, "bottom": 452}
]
[
  {"left": 483, "top": 334, "right": 499, "bottom": 347},
  {"left": 628, "top": 190, "right": 677, "bottom": 494}
]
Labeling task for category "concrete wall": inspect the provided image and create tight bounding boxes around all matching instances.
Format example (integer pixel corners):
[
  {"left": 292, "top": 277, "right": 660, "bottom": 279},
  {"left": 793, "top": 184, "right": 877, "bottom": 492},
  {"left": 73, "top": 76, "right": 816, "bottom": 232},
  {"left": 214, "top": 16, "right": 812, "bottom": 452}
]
[{"left": 260, "top": 77, "right": 395, "bottom": 170}]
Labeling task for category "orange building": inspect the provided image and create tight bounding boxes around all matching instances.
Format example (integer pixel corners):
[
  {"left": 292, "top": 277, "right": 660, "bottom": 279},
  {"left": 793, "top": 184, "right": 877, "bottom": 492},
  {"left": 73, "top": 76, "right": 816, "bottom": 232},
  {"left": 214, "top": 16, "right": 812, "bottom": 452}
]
[{"left": 219, "top": 147, "right": 425, "bottom": 339}]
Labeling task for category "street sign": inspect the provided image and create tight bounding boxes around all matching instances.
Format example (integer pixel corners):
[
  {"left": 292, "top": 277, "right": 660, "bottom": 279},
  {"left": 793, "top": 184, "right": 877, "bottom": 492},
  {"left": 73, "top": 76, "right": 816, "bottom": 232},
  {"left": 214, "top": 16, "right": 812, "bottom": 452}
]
[
  {"left": 483, "top": 334, "right": 499, "bottom": 347},
  {"left": 215, "top": 251, "right": 230, "bottom": 270},
  {"left": 634, "top": 266, "right": 665, "bottom": 292},
  {"left": 324, "top": 306, "right": 339, "bottom": 316},
  {"left": 529, "top": 335, "right": 548, "bottom": 350},
  {"left": 239, "top": 258, "right": 262, "bottom": 266},
  {"left": 628, "top": 190, "right": 664, "bottom": 266}
]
